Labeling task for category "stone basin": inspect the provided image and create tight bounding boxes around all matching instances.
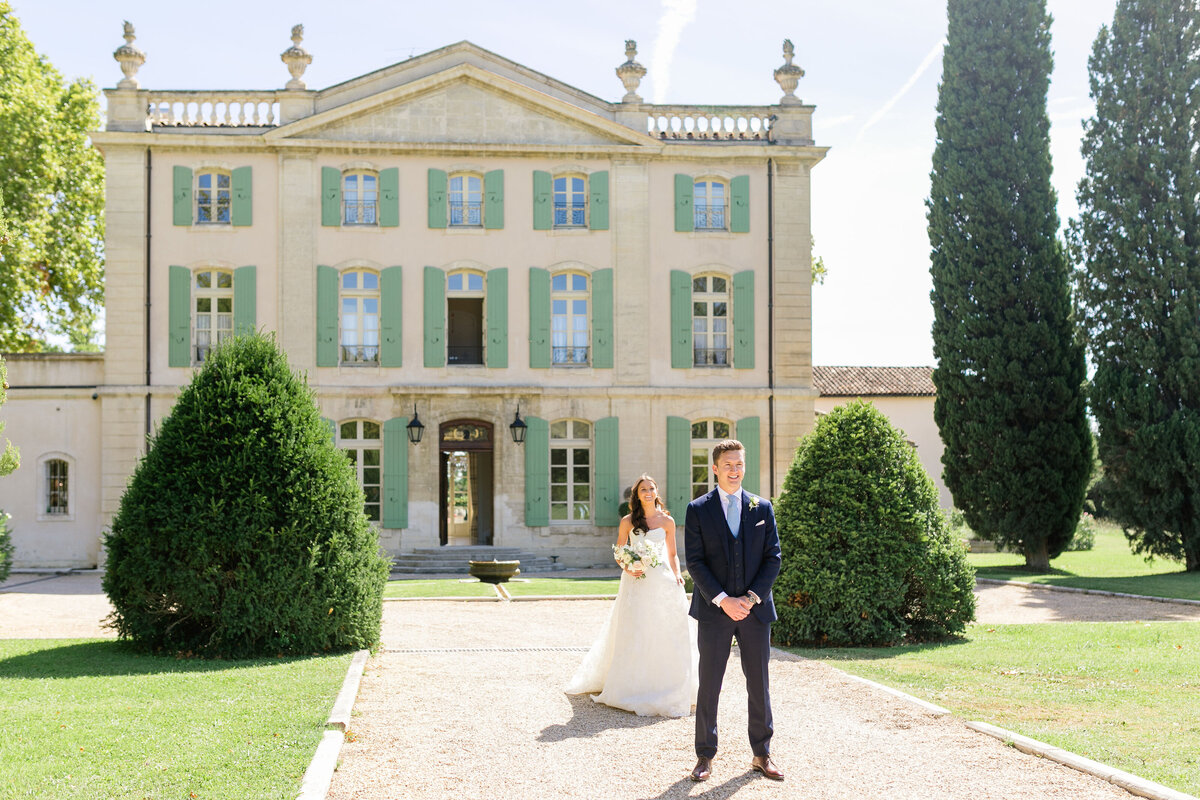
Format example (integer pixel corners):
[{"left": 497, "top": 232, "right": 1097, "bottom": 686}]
[{"left": 468, "top": 559, "right": 521, "bottom": 584}]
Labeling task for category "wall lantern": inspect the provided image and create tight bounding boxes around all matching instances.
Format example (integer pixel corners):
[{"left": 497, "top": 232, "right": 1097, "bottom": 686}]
[
  {"left": 509, "top": 404, "right": 527, "bottom": 444},
  {"left": 406, "top": 404, "right": 425, "bottom": 444}
]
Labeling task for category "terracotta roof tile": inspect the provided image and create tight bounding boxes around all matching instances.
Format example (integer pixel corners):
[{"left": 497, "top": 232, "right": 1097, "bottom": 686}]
[{"left": 813, "top": 366, "right": 935, "bottom": 397}]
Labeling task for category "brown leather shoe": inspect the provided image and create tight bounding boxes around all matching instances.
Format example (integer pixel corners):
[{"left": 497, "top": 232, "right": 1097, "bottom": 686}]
[
  {"left": 690, "top": 756, "right": 713, "bottom": 782},
  {"left": 751, "top": 755, "right": 784, "bottom": 781}
]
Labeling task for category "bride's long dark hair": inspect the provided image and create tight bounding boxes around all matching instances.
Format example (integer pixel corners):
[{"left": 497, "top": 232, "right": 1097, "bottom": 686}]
[{"left": 629, "top": 474, "right": 669, "bottom": 533}]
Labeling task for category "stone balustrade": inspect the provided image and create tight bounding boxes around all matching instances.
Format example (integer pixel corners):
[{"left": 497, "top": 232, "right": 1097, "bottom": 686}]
[
  {"left": 645, "top": 106, "right": 775, "bottom": 142},
  {"left": 143, "top": 92, "right": 282, "bottom": 128}
]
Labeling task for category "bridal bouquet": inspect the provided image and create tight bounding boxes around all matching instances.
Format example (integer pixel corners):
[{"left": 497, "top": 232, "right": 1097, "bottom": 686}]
[{"left": 612, "top": 535, "right": 661, "bottom": 578}]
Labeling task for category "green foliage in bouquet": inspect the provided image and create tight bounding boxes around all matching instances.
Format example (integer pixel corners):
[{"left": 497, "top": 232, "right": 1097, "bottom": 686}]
[
  {"left": 103, "top": 334, "right": 389, "bottom": 658},
  {"left": 773, "top": 401, "right": 976, "bottom": 647}
]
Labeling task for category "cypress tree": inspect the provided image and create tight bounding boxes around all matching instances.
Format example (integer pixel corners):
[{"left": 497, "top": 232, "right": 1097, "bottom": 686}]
[
  {"left": 927, "top": 0, "right": 1091, "bottom": 569},
  {"left": 1072, "top": 0, "right": 1200, "bottom": 571}
]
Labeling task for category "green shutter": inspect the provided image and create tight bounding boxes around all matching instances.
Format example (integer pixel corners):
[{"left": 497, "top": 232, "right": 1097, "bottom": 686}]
[
  {"left": 733, "top": 270, "right": 755, "bottom": 369},
  {"left": 484, "top": 169, "right": 504, "bottom": 229},
  {"left": 674, "top": 173, "right": 694, "bottom": 232},
  {"left": 737, "top": 416, "right": 761, "bottom": 496},
  {"left": 730, "top": 174, "right": 750, "bottom": 233},
  {"left": 321, "top": 417, "right": 336, "bottom": 444},
  {"left": 528, "top": 267, "right": 551, "bottom": 368},
  {"left": 595, "top": 417, "right": 620, "bottom": 526},
  {"left": 589, "top": 170, "right": 609, "bottom": 230},
  {"left": 670, "top": 270, "right": 693, "bottom": 368},
  {"left": 424, "top": 266, "right": 445, "bottom": 367},
  {"left": 427, "top": 169, "right": 447, "bottom": 229},
  {"left": 316, "top": 265, "right": 338, "bottom": 367},
  {"left": 591, "top": 268, "right": 613, "bottom": 368},
  {"left": 321, "top": 167, "right": 341, "bottom": 227},
  {"left": 233, "top": 266, "right": 256, "bottom": 336},
  {"left": 532, "top": 170, "right": 552, "bottom": 230},
  {"left": 168, "top": 265, "right": 191, "bottom": 366},
  {"left": 383, "top": 417, "right": 409, "bottom": 528},
  {"left": 381, "top": 266, "right": 403, "bottom": 367},
  {"left": 231, "top": 166, "right": 252, "bottom": 227},
  {"left": 379, "top": 167, "right": 399, "bottom": 227},
  {"left": 486, "top": 268, "right": 509, "bottom": 368},
  {"left": 524, "top": 415, "right": 549, "bottom": 527},
  {"left": 173, "top": 166, "right": 192, "bottom": 226},
  {"left": 666, "top": 416, "right": 692, "bottom": 519}
]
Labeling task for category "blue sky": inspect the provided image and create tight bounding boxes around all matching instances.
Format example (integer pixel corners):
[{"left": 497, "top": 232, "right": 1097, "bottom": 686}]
[{"left": 13, "top": 0, "right": 1119, "bottom": 365}]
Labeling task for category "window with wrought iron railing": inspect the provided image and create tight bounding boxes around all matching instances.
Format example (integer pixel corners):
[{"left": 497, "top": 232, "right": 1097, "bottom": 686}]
[
  {"left": 343, "top": 172, "right": 378, "bottom": 225},
  {"left": 340, "top": 270, "right": 380, "bottom": 365},
  {"left": 196, "top": 170, "right": 231, "bottom": 224},
  {"left": 449, "top": 174, "right": 483, "bottom": 227},
  {"left": 692, "top": 274, "right": 730, "bottom": 367},
  {"left": 551, "top": 271, "right": 590, "bottom": 366},
  {"left": 693, "top": 180, "right": 728, "bottom": 230},
  {"left": 553, "top": 175, "right": 586, "bottom": 227},
  {"left": 194, "top": 269, "right": 233, "bottom": 364}
]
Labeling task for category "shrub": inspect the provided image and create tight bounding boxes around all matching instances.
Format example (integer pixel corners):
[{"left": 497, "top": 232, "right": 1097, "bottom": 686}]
[
  {"left": 102, "top": 333, "right": 389, "bottom": 658},
  {"left": 0, "top": 510, "right": 12, "bottom": 583},
  {"left": 773, "top": 401, "right": 976, "bottom": 646},
  {"left": 1066, "top": 512, "right": 1097, "bottom": 551}
]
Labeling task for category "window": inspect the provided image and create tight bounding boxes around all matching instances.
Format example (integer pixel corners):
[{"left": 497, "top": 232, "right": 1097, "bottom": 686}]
[
  {"left": 45, "top": 459, "right": 69, "bottom": 515},
  {"left": 194, "top": 269, "right": 233, "bottom": 363},
  {"left": 447, "top": 269, "right": 485, "bottom": 364},
  {"left": 694, "top": 180, "right": 727, "bottom": 230},
  {"left": 196, "top": 169, "right": 231, "bottom": 224},
  {"left": 341, "top": 270, "right": 380, "bottom": 365},
  {"left": 553, "top": 175, "right": 586, "bottom": 228},
  {"left": 343, "top": 171, "right": 378, "bottom": 225},
  {"left": 692, "top": 274, "right": 729, "bottom": 366},
  {"left": 340, "top": 420, "right": 381, "bottom": 522},
  {"left": 690, "top": 419, "right": 732, "bottom": 499},
  {"left": 550, "top": 419, "right": 591, "bottom": 521},
  {"left": 551, "top": 271, "right": 589, "bottom": 365},
  {"left": 449, "top": 173, "right": 483, "bottom": 227}
]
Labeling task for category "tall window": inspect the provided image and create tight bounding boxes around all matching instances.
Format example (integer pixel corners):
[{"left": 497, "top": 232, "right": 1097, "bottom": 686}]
[
  {"left": 690, "top": 419, "right": 731, "bottom": 499},
  {"left": 196, "top": 169, "right": 231, "bottom": 224},
  {"left": 343, "top": 171, "right": 378, "bottom": 225},
  {"left": 449, "top": 173, "right": 483, "bottom": 227},
  {"left": 694, "top": 180, "right": 727, "bottom": 230},
  {"left": 692, "top": 274, "right": 729, "bottom": 367},
  {"left": 45, "top": 459, "right": 69, "bottom": 515},
  {"left": 551, "top": 271, "right": 589, "bottom": 365},
  {"left": 341, "top": 270, "right": 380, "bottom": 365},
  {"left": 550, "top": 419, "right": 591, "bottom": 522},
  {"left": 553, "top": 175, "right": 586, "bottom": 227},
  {"left": 340, "top": 420, "right": 381, "bottom": 522},
  {"left": 447, "top": 269, "right": 485, "bottom": 365},
  {"left": 194, "top": 269, "right": 233, "bottom": 363}
]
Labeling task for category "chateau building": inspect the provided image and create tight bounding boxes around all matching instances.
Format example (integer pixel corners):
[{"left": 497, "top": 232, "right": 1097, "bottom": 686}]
[{"left": 0, "top": 26, "right": 825, "bottom": 569}]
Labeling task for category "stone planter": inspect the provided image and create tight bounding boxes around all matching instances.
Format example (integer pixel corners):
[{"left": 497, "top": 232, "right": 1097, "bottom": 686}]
[{"left": 469, "top": 560, "right": 521, "bottom": 584}]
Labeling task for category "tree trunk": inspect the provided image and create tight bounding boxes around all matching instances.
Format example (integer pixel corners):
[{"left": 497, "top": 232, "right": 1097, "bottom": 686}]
[{"left": 1024, "top": 539, "right": 1050, "bottom": 571}]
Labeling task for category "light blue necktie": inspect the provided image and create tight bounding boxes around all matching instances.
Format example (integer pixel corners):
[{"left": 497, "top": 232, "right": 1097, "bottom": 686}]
[{"left": 726, "top": 492, "right": 741, "bottom": 538}]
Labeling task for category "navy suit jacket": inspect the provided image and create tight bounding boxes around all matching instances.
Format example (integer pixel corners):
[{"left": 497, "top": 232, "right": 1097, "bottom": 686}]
[{"left": 685, "top": 488, "right": 781, "bottom": 624}]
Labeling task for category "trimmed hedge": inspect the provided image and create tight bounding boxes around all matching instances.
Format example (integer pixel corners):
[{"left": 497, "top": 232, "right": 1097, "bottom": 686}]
[
  {"left": 102, "top": 334, "right": 389, "bottom": 658},
  {"left": 773, "top": 401, "right": 976, "bottom": 646}
]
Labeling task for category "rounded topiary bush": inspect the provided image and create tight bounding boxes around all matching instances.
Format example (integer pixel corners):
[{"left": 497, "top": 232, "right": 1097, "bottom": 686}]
[
  {"left": 773, "top": 400, "right": 975, "bottom": 646},
  {"left": 102, "top": 333, "right": 389, "bottom": 658}
]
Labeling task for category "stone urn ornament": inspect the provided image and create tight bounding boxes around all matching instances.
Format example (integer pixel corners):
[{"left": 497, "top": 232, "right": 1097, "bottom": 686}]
[
  {"left": 113, "top": 20, "right": 146, "bottom": 89},
  {"left": 774, "top": 39, "right": 805, "bottom": 105},
  {"left": 281, "top": 24, "right": 313, "bottom": 90},
  {"left": 616, "top": 39, "right": 647, "bottom": 103},
  {"left": 469, "top": 559, "right": 521, "bottom": 584}
]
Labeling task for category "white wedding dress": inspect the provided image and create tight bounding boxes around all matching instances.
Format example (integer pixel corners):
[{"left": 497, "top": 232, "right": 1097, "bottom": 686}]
[{"left": 565, "top": 528, "right": 699, "bottom": 717}]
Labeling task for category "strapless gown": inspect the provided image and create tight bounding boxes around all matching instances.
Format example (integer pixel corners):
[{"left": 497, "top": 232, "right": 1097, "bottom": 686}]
[{"left": 565, "top": 528, "right": 699, "bottom": 717}]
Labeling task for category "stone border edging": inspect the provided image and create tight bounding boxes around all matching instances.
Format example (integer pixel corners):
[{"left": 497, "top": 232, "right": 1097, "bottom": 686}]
[
  {"left": 833, "top": 669, "right": 951, "bottom": 716},
  {"left": 382, "top": 596, "right": 502, "bottom": 602},
  {"left": 965, "top": 721, "right": 1198, "bottom": 800},
  {"left": 975, "top": 577, "right": 1200, "bottom": 607},
  {"left": 296, "top": 648, "right": 370, "bottom": 800}
]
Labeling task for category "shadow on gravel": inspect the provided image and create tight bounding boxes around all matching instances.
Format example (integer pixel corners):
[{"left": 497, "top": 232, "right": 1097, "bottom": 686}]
[
  {"left": 637, "top": 772, "right": 758, "bottom": 799},
  {"left": 538, "top": 692, "right": 674, "bottom": 742},
  {"left": 0, "top": 640, "right": 324, "bottom": 679}
]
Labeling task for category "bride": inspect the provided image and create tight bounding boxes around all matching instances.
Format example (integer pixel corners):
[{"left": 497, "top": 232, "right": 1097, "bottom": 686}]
[{"left": 565, "top": 474, "right": 698, "bottom": 717}]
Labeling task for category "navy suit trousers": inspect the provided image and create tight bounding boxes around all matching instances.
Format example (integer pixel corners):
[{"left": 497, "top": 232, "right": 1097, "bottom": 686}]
[{"left": 695, "top": 609, "right": 773, "bottom": 758}]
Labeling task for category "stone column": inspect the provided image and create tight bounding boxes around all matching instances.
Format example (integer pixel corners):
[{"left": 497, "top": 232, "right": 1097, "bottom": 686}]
[{"left": 278, "top": 153, "right": 318, "bottom": 368}]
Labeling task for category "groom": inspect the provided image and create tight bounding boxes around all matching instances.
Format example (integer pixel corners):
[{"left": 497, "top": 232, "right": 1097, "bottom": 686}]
[{"left": 685, "top": 439, "right": 783, "bottom": 782}]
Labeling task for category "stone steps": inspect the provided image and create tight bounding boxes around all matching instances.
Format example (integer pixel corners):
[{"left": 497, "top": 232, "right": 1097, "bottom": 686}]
[{"left": 391, "top": 546, "right": 566, "bottom": 575}]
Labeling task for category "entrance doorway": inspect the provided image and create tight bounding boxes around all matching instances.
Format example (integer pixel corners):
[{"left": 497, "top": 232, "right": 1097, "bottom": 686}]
[{"left": 439, "top": 419, "right": 494, "bottom": 546}]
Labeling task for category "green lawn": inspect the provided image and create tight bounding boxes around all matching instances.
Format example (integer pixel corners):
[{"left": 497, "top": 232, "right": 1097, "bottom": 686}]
[
  {"left": 967, "top": 521, "right": 1200, "bottom": 601},
  {"left": 787, "top": 622, "right": 1200, "bottom": 797},
  {"left": 0, "top": 640, "right": 350, "bottom": 800},
  {"left": 383, "top": 578, "right": 498, "bottom": 599},
  {"left": 505, "top": 577, "right": 620, "bottom": 596}
]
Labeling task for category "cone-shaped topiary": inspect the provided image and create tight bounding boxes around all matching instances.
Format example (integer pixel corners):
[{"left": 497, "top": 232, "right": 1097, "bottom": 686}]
[
  {"left": 773, "top": 401, "right": 976, "bottom": 647},
  {"left": 103, "top": 333, "right": 389, "bottom": 658}
]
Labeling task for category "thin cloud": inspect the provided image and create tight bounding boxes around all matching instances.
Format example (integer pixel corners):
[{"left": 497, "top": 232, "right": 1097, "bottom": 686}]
[
  {"left": 650, "top": 0, "right": 698, "bottom": 104},
  {"left": 855, "top": 37, "right": 946, "bottom": 143}
]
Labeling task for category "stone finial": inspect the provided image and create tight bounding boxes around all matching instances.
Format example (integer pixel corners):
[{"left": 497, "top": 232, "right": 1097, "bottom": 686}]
[
  {"left": 113, "top": 20, "right": 146, "bottom": 90},
  {"left": 615, "top": 39, "right": 647, "bottom": 104},
  {"left": 774, "top": 38, "right": 805, "bottom": 105},
  {"left": 281, "top": 24, "right": 313, "bottom": 90}
]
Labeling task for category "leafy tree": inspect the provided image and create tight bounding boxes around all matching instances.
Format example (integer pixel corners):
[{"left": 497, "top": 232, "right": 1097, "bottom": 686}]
[
  {"left": 0, "top": 4, "right": 104, "bottom": 352},
  {"left": 927, "top": 0, "right": 1091, "bottom": 570},
  {"left": 773, "top": 401, "right": 976, "bottom": 647},
  {"left": 103, "top": 334, "right": 390, "bottom": 657},
  {"left": 0, "top": 353, "right": 17, "bottom": 581},
  {"left": 1071, "top": 0, "right": 1200, "bottom": 571}
]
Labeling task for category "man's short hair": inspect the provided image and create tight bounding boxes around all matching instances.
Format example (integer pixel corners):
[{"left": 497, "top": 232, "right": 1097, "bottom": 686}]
[{"left": 711, "top": 439, "right": 745, "bottom": 465}]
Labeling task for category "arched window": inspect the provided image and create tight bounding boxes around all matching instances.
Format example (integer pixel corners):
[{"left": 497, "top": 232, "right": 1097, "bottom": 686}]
[
  {"left": 340, "top": 270, "right": 380, "bottom": 365},
  {"left": 194, "top": 269, "right": 233, "bottom": 363},
  {"left": 449, "top": 173, "right": 483, "bottom": 227},
  {"left": 343, "top": 170, "right": 378, "bottom": 225},
  {"left": 692, "top": 273, "right": 729, "bottom": 367},
  {"left": 553, "top": 175, "right": 587, "bottom": 227},
  {"left": 447, "top": 269, "right": 486, "bottom": 365},
  {"left": 339, "top": 419, "right": 382, "bottom": 522},
  {"left": 196, "top": 169, "right": 231, "bottom": 224},
  {"left": 690, "top": 419, "right": 732, "bottom": 499},
  {"left": 551, "top": 271, "right": 589, "bottom": 365},
  {"left": 693, "top": 179, "right": 727, "bottom": 230},
  {"left": 550, "top": 419, "right": 592, "bottom": 521}
]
